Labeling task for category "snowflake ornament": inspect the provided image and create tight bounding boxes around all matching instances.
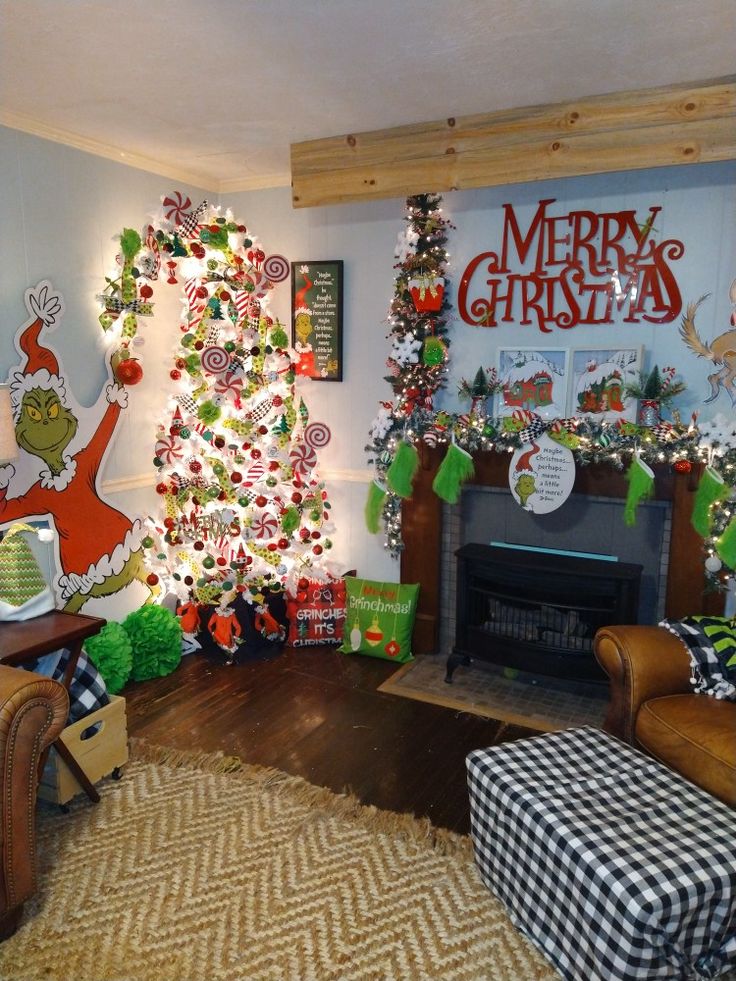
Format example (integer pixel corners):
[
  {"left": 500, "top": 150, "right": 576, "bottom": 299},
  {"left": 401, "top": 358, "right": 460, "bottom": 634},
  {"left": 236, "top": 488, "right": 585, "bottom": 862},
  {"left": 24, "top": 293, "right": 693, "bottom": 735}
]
[
  {"left": 370, "top": 405, "right": 394, "bottom": 440},
  {"left": 390, "top": 334, "right": 422, "bottom": 366},
  {"left": 394, "top": 227, "right": 419, "bottom": 263}
]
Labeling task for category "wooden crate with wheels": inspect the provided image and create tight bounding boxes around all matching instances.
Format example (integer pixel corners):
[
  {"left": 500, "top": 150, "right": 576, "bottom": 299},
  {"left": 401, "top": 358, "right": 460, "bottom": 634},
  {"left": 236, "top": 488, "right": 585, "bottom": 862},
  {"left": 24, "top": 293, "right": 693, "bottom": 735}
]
[{"left": 38, "top": 695, "right": 128, "bottom": 805}]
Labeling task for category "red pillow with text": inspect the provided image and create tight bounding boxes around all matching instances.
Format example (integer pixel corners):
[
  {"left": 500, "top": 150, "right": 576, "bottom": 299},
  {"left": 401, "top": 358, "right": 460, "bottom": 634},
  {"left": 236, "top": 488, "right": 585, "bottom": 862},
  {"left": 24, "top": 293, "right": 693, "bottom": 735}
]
[{"left": 286, "top": 578, "right": 347, "bottom": 647}]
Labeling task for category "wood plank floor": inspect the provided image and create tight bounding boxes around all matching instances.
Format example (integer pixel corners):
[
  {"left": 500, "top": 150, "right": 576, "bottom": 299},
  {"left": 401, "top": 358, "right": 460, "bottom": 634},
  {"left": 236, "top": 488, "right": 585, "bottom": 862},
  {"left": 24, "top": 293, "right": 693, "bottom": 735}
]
[{"left": 124, "top": 645, "right": 541, "bottom": 834}]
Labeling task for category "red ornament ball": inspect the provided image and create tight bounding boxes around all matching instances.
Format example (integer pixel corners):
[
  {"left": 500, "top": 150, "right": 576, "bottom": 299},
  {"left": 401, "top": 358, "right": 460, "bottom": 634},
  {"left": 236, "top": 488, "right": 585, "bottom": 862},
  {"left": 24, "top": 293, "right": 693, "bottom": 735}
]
[
  {"left": 163, "top": 517, "right": 176, "bottom": 530},
  {"left": 156, "top": 482, "right": 168, "bottom": 495},
  {"left": 267, "top": 543, "right": 278, "bottom": 552},
  {"left": 170, "top": 369, "right": 182, "bottom": 381},
  {"left": 269, "top": 461, "right": 280, "bottom": 472},
  {"left": 195, "top": 285, "right": 209, "bottom": 300},
  {"left": 674, "top": 459, "right": 692, "bottom": 474},
  {"left": 194, "top": 541, "right": 204, "bottom": 551},
  {"left": 251, "top": 448, "right": 261, "bottom": 459},
  {"left": 313, "top": 545, "right": 323, "bottom": 555},
  {"left": 146, "top": 573, "right": 159, "bottom": 586},
  {"left": 184, "top": 576, "right": 194, "bottom": 586},
  {"left": 188, "top": 460, "right": 203, "bottom": 474},
  {"left": 278, "top": 538, "right": 289, "bottom": 550},
  {"left": 255, "top": 495, "right": 267, "bottom": 507},
  {"left": 230, "top": 471, "right": 242, "bottom": 484},
  {"left": 216, "top": 557, "right": 228, "bottom": 566},
  {"left": 139, "top": 284, "right": 154, "bottom": 299},
  {"left": 298, "top": 578, "right": 309, "bottom": 591},
  {"left": 291, "top": 492, "right": 303, "bottom": 504},
  {"left": 114, "top": 358, "right": 143, "bottom": 386}
]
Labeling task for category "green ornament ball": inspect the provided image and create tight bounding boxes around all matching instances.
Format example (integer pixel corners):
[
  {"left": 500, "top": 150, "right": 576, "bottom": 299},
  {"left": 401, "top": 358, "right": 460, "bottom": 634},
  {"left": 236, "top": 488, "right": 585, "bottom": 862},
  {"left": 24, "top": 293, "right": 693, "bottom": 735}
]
[
  {"left": 224, "top": 341, "right": 236, "bottom": 352},
  {"left": 179, "top": 427, "right": 191, "bottom": 439},
  {"left": 202, "top": 556, "right": 216, "bottom": 569},
  {"left": 141, "top": 536, "right": 154, "bottom": 549},
  {"left": 181, "top": 333, "right": 195, "bottom": 347}
]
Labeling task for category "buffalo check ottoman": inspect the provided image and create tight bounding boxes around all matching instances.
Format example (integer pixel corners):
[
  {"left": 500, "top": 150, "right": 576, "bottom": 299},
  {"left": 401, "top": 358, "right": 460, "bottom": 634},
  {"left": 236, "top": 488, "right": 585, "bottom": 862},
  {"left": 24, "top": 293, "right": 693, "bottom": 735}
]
[{"left": 466, "top": 726, "right": 736, "bottom": 980}]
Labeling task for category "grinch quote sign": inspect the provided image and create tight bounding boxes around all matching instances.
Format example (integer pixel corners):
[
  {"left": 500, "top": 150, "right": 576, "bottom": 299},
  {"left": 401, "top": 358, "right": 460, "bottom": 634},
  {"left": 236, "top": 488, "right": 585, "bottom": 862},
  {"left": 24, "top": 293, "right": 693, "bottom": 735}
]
[{"left": 291, "top": 261, "right": 343, "bottom": 380}]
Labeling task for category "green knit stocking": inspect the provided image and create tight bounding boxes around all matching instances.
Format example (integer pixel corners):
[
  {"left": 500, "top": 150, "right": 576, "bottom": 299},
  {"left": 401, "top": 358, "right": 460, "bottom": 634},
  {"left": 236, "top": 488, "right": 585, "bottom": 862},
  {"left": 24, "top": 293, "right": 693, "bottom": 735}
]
[
  {"left": 624, "top": 455, "right": 654, "bottom": 526},
  {"left": 692, "top": 466, "right": 729, "bottom": 538},
  {"left": 432, "top": 443, "right": 475, "bottom": 504}
]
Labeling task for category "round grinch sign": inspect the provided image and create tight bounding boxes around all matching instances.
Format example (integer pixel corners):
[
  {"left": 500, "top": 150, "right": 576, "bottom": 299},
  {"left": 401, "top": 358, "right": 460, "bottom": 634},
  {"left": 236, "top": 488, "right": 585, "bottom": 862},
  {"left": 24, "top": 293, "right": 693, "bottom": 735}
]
[{"left": 509, "top": 433, "right": 576, "bottom": 513}]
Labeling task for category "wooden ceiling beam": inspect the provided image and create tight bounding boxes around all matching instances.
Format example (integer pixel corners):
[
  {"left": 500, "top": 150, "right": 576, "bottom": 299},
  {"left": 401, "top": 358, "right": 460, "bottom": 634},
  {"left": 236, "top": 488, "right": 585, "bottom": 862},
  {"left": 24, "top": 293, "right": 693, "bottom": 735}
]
[{"left": 290, "top": 76, "right": 736, "bottom": 208}]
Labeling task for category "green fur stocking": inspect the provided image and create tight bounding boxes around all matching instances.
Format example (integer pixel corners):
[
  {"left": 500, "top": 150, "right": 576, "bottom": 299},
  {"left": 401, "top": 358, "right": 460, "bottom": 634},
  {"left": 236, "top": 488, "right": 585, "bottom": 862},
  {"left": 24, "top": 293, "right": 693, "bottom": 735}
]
[
  {"left": 692, "top": 466, "right": 729, "bottom": 538},
  {"left": 716, "top": 517, "right": 736, "bottom": 570},
  {"left": 624, "top": 455, "right": 654, "bottom": 526},
  {"left": 364, "top": 480, "right": 388, "bottom": 534},
  {"left": 432, "top": 443, "right": 475, "bottom": 504},
  {"left": 386, "top": 440, "right": 419, "bottom": 499}
]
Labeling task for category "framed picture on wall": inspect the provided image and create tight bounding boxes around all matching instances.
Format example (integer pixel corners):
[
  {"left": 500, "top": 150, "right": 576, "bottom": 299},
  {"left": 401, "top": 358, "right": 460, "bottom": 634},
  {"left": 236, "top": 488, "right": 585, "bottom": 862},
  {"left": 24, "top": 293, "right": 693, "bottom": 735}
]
[
  {"left": 290, "top": 261, "right": 343, "bottom": 381},
  {"left": 568, "top": 346, "right": 642, "bottom": 422},
  {"left": 495, "top": 348, "right": 570, "bottom": 419}
]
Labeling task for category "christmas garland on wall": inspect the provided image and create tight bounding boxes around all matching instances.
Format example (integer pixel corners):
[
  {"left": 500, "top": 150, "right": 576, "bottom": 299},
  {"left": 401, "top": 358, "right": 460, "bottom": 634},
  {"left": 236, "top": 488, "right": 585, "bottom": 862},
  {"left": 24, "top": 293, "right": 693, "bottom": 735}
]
[{"left": 366, "top": 194, "right": 736, "bottom": 592}]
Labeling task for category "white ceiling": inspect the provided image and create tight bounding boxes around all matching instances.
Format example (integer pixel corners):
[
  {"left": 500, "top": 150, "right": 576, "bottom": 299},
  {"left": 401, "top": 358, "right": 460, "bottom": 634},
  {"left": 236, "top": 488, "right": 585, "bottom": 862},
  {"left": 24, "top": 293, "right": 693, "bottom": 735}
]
[{"left": 1, "top": 0, "right": 733, "bottom": 193}]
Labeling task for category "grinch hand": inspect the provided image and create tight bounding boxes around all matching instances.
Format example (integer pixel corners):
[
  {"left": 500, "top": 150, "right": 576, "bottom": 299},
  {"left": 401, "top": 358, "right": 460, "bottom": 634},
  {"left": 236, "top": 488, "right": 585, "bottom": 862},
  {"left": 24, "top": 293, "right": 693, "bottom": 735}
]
[{"left": 0, "top": 281, "right": 154, "bottom": 614}]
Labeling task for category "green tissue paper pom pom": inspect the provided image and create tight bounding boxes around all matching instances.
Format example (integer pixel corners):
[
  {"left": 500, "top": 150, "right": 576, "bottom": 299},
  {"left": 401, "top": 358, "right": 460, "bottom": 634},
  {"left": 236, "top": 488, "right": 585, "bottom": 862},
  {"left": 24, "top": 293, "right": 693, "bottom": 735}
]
[
  {"left": 123, "top": 605, "right": 182, "bottom": 682},
  {"left": 84, "top": 622, "right": 133, "bottom": 695}
]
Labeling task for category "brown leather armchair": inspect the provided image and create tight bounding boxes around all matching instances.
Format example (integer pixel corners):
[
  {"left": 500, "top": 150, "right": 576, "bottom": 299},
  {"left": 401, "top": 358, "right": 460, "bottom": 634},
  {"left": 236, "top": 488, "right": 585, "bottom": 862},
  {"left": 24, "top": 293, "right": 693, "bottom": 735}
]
[
  {"left": 594, "top": 625, "right": 736, "bottom": 808},
  {"left": 0, "top": 664, "right": 69, "bottom": 940}
]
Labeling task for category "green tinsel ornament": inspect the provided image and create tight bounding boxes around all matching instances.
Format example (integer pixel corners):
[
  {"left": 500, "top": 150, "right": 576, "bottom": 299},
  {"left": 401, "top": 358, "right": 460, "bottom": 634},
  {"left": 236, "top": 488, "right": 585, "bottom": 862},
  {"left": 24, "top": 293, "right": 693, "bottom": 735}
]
[
  {"left": 281, "top": 506, "right": 300, "bottom": 535},
  {"left": 716, "top": 517, "right": 736, "bottom": 570},
  {"left": 432, "top": 442, "right": 475, "bottom": 504},
  {"left": 84, "top": 622, "right": 133, "bottom": 695},
  {"left": 364, "top": 480, "right": 388, "bottom": 533},
  {"left": 123, "top": 605, "right": 182, "bottom": 682},
  {"left": 422, "top": 336, "right": 446, "bottom": 366},
  {"left": 624, "top": 455, "right": 654, "bottom": 526},
  {"left": 386, "top": 441, "right": 419, "bottom": 499},
  {"left": 692, "top": 466, "right": 729, "bottom": 538}
]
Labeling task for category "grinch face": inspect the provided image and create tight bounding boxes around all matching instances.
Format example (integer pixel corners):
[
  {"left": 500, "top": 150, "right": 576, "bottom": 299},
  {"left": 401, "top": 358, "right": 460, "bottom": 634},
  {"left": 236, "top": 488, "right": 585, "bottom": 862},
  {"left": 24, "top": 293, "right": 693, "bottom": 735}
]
[
  {"left": 294, "top": 312, "right": 313, "bottom": 345},
  {"left": 15, "top": 387, "right": 78, "bottom": 467},
  {"left": 514, "top": 473, "right": 536, "bottom": 509}
]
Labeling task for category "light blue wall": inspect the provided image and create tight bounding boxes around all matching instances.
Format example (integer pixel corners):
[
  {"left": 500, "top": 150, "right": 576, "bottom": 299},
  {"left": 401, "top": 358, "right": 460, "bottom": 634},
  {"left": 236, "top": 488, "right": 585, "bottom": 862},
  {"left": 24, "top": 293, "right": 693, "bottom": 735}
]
[{"left": 2, "top": 124, "right": 734, "bottom": 584}]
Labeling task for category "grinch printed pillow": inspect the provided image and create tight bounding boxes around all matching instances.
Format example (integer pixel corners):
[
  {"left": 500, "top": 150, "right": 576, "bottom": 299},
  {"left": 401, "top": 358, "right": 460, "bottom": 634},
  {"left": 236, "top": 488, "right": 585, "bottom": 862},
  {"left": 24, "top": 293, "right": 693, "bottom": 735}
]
[
  {"left": 660, "top": 615, "right": 736, "bottom": 700},
  {"left": 339, "top": 577, "right": 419, "bottom": 663},
  {"left": 286, "top": 579, "right": 347, "bottom": 647}
]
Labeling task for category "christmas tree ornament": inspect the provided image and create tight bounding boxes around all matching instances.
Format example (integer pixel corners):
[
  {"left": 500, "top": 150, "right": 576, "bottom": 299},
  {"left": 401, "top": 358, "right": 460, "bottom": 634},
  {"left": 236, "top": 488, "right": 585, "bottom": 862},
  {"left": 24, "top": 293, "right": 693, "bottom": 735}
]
[
  {"left": 114, "top": 356, "right": 143, "bottom": 386},
  {"left": 692, "top": 466, "right": 729, "bottom": 537},
  {"left": 364, "top": 480, "right": 388, "bottom": 533},
  {"left": 386, "top": 440, "right": 419, "bottom": 499},
  {"left": 432, "top": 442, "right": 475, "bottom": 504},
  {"left": 364, "top": 616, "right": 384, "bottom": 647},
  {"left": 349, "top": 618, "right": 362, "bottom": 652},
  {"left": 422, "top": 335, "right": 446, "bottom": 366},
  {"left": 624, "top": 454, "right": 655, "bottom": 526}
]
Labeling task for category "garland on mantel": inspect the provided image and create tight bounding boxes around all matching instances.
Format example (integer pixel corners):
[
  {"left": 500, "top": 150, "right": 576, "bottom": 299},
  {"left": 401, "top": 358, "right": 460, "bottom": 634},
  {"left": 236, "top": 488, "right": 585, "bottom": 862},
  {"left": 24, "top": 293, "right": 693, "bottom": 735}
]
[{"left": 366, "top": 193, "right": 736, "bottom": 593}]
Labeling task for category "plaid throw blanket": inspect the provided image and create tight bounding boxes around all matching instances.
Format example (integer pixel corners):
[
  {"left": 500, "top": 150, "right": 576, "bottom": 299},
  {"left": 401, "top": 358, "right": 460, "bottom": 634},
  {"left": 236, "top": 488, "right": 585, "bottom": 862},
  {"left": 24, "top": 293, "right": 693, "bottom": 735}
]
[
  {"left": 660, "top": 615, "right": 736, "bottom": 700},
  {"left": 25, "top": 648, "right": 109, "bottom": 723}
]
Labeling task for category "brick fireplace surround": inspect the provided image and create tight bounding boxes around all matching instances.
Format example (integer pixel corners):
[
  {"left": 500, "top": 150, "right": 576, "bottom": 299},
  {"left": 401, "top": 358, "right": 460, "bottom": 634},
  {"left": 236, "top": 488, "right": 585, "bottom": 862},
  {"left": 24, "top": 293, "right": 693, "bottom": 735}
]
[{"left": 400, "top": 447, "right": 723, "bottom": 657}]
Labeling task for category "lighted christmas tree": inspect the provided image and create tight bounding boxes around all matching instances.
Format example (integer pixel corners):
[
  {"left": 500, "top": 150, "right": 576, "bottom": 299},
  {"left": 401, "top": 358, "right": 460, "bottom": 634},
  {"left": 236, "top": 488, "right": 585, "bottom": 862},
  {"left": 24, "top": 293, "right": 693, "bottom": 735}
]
[
  {"left": 365, "top": 193, "right": 453, "bottom": 552},
  {"left": 99, "top": 193, "right": 337, "bottom": 657}
]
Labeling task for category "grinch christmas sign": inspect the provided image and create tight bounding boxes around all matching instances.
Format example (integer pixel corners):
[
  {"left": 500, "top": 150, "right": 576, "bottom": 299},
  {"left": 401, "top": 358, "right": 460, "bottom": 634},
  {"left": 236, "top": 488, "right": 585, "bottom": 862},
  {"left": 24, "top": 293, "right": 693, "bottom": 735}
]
[
  {"left": 291, "top": 261, "right": 343, "bottom": 380},
  {"left": 509, "top": 434, "right": 576, "bottom": 514},
  {"left": 458, "top": 198, "right": 684, "bottom": 332}
]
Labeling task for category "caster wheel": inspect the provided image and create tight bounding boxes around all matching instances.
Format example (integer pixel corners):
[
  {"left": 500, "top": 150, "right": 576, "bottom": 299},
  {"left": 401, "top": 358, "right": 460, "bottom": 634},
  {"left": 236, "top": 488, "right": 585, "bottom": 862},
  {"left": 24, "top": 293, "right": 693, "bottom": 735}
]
[{"left": 112, "top": 766, "right": 124, "bottom": 780}]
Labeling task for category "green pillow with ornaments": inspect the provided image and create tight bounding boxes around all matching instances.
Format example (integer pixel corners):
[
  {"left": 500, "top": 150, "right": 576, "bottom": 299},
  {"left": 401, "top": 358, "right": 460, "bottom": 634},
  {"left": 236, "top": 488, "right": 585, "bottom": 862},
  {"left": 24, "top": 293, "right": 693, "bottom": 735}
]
[{"left": 339, "top": 577, "right": 419, "bottom": 663}]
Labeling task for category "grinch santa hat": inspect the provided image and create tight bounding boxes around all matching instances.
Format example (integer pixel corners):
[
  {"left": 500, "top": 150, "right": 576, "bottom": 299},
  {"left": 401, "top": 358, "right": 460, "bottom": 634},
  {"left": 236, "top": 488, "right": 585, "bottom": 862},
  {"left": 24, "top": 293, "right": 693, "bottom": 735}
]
[{"left": 9, "top": 282, "right": 68, "bottom": 420}]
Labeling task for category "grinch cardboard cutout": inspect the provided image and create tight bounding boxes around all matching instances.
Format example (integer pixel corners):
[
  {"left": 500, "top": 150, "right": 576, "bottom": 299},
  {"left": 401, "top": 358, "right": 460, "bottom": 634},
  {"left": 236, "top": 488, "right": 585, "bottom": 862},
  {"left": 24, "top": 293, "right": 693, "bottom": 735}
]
[{"left": 0, "top": 281, "right": 152, "bottom": 617}]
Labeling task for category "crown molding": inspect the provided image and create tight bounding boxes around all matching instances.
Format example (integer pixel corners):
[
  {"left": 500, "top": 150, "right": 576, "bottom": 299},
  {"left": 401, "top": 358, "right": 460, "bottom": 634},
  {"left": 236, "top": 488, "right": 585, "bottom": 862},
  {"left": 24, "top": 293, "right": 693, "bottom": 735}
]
[{"left": 0, "top": 110, "right": 214, "bottom": 191}]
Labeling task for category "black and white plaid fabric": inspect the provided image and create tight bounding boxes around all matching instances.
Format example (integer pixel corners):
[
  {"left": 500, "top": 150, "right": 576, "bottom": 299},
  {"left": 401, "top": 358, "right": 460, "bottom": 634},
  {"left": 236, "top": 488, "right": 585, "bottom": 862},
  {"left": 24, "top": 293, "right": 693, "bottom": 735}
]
[
  {"left": 467, "top": 726, "right": 736, "bottom": 980},
  {"left": 26, "top": 648, "right": 109, "bottom": 724},
  {"left": 660, "top": 616, "right": 736, "bottom": 700}
]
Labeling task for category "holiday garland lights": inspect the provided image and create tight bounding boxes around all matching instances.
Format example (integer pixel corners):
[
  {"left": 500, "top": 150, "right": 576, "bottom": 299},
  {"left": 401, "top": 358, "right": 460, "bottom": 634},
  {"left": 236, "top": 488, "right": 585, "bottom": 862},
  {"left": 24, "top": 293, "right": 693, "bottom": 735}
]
[
  {"left": 98, "top": 193, "right": 338, "bottom": 613},
  {"left": 367, "top": 194, "right": 736, "bottom": 593}
]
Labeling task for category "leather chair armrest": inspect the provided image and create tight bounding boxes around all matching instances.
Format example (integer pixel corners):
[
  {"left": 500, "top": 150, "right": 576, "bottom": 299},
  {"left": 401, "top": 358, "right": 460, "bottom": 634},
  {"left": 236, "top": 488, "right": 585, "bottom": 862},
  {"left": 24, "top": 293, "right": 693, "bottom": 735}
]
[
  {"left": 0, "top": 665, "right": 69, "bottom": 928},
  {"left": 594, "top": 625, "right": 692, "bottom": 744}
]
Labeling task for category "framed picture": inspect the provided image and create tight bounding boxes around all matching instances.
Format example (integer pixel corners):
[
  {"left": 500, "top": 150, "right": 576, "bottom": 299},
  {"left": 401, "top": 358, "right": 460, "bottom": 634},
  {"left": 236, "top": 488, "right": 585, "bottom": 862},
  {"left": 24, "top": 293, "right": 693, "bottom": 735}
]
[
  {"left": 568, "top": 346, "right": 642, "bottom": 422},
  {"left": 495, "top": 348, "right": 570, "bottom": 419},
  {"left": 291, "top": 261, "right": 343, "bottom": 381}
]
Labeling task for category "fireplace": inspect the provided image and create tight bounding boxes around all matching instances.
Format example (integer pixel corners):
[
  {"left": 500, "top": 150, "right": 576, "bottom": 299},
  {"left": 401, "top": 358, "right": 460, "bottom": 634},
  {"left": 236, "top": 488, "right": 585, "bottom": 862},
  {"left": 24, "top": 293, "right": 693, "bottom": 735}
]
[
  {"left": 400, "top": 447, "right": 723, "bottom": 657},
  {"left": 446, "top": 543, "right": 642, "bottom": 683}
]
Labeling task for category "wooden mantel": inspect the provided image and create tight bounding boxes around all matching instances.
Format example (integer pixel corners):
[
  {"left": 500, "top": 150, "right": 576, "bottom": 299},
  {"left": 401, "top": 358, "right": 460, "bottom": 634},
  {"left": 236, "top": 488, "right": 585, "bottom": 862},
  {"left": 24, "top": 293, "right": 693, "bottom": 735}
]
[{"left": 291, "top": 76, "right": 736, "bottom": 208}]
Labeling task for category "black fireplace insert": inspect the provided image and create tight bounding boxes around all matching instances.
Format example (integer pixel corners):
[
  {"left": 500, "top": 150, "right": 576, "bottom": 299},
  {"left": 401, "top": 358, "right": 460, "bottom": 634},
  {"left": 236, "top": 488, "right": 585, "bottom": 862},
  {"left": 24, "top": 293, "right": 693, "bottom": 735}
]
[{"left": 447, "top": 543, "right": 642, "bottom": 683}]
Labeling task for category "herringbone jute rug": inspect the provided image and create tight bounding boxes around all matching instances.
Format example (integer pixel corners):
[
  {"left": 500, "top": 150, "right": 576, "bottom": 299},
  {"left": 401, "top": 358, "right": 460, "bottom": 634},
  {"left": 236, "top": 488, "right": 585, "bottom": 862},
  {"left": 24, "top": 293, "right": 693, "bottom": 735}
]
[{"left": 2, "top": 741, "right": 558, "bottom": 981}]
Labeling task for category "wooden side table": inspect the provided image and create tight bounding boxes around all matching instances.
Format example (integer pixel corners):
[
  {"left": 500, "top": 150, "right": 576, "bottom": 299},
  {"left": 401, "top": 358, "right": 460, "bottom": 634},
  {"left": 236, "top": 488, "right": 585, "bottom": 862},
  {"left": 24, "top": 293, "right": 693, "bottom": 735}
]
[{"left": 0, "top": 610, "right": 106, "bottom": 803}]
